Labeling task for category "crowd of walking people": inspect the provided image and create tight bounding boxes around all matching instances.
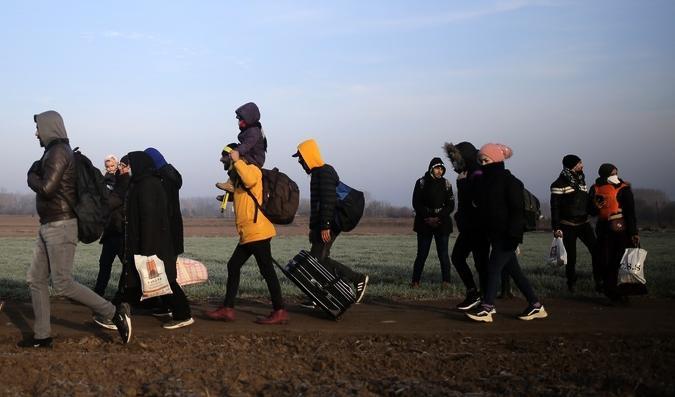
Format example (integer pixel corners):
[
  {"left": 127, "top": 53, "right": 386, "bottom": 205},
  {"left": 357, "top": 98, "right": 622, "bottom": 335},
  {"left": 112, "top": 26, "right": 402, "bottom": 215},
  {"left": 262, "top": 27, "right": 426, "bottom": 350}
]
[{"left": 12, "top": 103, "right": 642, "bottom": 347}]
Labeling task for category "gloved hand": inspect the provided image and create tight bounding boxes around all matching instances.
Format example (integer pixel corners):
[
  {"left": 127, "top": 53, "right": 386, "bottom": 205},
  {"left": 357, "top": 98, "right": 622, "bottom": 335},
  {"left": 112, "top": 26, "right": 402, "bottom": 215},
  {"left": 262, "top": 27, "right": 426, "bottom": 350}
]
[{"left": 28, "top": 160, "right": 41, "bottom": 175}]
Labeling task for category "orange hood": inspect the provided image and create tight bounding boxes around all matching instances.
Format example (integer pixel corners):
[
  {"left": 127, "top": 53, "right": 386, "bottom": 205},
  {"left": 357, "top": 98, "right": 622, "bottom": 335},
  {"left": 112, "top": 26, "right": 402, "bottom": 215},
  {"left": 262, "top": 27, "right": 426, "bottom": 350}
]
[{"left": 296, "top": 139, "right": 325, "bottom": 170}]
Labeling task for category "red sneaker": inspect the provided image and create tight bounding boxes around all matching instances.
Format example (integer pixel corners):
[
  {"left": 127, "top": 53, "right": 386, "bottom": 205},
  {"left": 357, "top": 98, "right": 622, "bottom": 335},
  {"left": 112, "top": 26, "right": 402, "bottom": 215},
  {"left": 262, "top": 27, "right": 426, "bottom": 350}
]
[
  {"left": 255, "top": 309, "right": 289, "bottom": 325},
  {"left": 205, "top": 306, "right": 235, "bottom": 321}
]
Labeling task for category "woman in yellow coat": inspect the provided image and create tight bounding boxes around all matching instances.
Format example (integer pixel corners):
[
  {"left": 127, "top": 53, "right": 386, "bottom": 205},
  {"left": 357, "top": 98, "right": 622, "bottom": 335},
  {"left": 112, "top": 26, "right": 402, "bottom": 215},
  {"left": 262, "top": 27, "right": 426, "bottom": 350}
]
[{"left": 206, "top": 143, "right": 288, "bottom": 324}]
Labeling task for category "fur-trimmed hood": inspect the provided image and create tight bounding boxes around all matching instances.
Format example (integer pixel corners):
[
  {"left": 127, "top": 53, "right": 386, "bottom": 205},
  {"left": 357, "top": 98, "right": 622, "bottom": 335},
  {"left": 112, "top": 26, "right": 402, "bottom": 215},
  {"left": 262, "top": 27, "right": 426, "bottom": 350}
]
[{"left": 444, "top": 141, "right": 478, "bottom": 173}]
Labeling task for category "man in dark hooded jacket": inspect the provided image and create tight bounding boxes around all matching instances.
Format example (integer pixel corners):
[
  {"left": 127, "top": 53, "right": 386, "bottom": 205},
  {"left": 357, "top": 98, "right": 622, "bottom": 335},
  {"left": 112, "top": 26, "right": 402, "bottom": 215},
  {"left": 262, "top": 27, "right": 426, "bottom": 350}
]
[
  {"left": 411, "top": 157, "right": 455, "bottom": 288},
  {"left": 232, "top": 102, "right": 267, "bottom": 168},
  {"left": 24, "top": 111, "right": 131, "bottom": 347},
  {"left": 445, "top": 142, "right": 489, "bottom": 310},
  {"left": 119, "top": 151, "right": 193, "bottom": 329}
]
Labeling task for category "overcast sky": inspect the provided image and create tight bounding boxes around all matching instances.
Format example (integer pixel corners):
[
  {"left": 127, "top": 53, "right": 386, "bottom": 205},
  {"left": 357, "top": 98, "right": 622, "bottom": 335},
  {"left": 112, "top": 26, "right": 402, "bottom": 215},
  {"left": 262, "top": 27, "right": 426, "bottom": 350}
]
[{"left": 1, "top": 0, "right": 674, "bottom": 206}]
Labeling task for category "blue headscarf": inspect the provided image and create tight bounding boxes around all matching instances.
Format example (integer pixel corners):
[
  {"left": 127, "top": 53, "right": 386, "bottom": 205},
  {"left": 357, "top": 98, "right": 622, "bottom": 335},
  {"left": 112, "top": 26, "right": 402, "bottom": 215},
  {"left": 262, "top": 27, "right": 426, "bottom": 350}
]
[{"left": 144, "top": 147, "right": 167, "bottom": 169}]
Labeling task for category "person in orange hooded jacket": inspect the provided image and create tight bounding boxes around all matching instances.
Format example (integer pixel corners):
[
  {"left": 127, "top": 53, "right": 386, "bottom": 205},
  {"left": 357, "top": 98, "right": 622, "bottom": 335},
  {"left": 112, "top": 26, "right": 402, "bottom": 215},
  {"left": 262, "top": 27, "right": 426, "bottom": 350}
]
[{"left": 205, "top": 143, "right": 288, "bottom": 324}]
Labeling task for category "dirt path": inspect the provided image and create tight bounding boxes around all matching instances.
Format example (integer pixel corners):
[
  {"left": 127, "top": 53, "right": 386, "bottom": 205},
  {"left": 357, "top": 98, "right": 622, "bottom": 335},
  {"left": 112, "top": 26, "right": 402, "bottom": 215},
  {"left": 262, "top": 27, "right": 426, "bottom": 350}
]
[{"left": 1, "top": 297, "right": 674, "bottom": 396}]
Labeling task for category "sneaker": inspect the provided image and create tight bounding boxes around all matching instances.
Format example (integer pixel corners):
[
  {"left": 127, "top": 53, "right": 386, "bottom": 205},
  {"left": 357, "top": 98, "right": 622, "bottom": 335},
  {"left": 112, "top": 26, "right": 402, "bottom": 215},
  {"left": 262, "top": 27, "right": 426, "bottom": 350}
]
[
  {"left": 93, "top": 315, "right": 117, "bottom": 330},
  {"left": 255, "top": 309, "right": 289, "bottom": 325},
  {"left": 17, "top": 336, "right": 53, "bottom": 348},
  {"left": 111, "top": 303, "right": 132, "bottom": 344},
  {"left": 456, "top": 293, "right": 481, "bottom": 311},
  {"left": 299, "top": 300, "right": 317, "bottom": 310},
  {"left": 518, "top": 304, "right": 548, "bottom": 321},
  {"left": 151, "top": 308, "right": 173, "bottom": 318},
  {"left": 163, "top": 317, "right": 195, "bottom": 330},
  {"left": 465, "top": 305, "right": 495, "bottom": 323},
  {"left": 355, "top": 275, "right": 369, "bottom": 303}
]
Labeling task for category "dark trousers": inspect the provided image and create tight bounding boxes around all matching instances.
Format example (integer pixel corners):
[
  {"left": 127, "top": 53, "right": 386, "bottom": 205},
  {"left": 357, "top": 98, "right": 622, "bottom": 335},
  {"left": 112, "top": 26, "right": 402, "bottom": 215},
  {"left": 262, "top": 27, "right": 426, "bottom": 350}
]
[
  {"left": 560, "top": 222, "right": 599, "bottom": 285},
  {"left": 224, "top": 238, "right": 284, "bottom": 310},
  {"left": 451, "top": 230, "right": 489, "bottom": 292},
  {"left": 310, "top": 230, "right": 363, "bottom": 285},
  {"left": 412, "top": 231, "right": 451, "bottom": 283},
  {"left": 596, "top": 229, "right": 631, "bottom": 299},
  {"left": 113, "top": 256, "right": 192, "bottom": 321},
  {"left": 94, "top": 234, "right": 123, "bottom": 296},
  {"left": 483, "top": 239, "right": 539, "bottom": 307}
]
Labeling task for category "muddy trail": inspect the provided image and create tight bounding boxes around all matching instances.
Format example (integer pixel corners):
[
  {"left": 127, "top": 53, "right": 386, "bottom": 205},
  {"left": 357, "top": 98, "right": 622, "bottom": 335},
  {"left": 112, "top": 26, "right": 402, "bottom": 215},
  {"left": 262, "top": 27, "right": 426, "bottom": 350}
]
[{"left": 1, "top": 297, "right": 674, "bottom": 396}]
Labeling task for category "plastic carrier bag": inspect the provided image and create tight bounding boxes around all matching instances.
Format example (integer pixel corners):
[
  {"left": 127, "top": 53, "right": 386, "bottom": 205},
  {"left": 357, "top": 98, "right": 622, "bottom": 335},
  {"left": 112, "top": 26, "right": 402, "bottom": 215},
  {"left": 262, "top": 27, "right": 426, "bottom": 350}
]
[
  {"left": 176, "top": 257, "right": 209, "bottom": 286},
  {"left": 546, "top": 237, "right": 567, "bottom": 267},
  {"left": 134, "top": 254, "right": 173, "bottom": 300},
  {"left": 618, "top": 247, "right": 647, "bottom": 285}
]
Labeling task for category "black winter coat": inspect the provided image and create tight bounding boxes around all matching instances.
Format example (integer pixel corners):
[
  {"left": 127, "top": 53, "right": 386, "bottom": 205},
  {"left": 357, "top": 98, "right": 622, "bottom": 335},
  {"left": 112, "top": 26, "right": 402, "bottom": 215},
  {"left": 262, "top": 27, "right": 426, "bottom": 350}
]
[
  {"left": 157, "top": 164, "right": 184, "bottom": 256},
  {"left": 309, "top": 164, "right": 339, "bottom": 231},
  {"left": 454, "top": 169, "right": 482, "bottom": 233},
  {"left": 550, "top": 172, "right": 590, "bottom": 229},
  {"left": 474, "top": 162, "right": 525, "bottom": 244},
  {"left": 124, "top": 152, "right": 177, "bottom": 280},
  {"left": 102, "top": 172, "right": 130, "bottom": 240},
  {"left": 412, "top": 172, "right": 455, "bottom": 234}
]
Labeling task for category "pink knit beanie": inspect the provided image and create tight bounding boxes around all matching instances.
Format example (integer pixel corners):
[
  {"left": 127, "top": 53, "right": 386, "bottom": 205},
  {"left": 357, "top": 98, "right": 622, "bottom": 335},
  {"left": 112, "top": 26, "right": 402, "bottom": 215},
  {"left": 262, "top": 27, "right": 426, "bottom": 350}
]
[{"left": 479, "top": 143, "right": 513, "bottom": 163}]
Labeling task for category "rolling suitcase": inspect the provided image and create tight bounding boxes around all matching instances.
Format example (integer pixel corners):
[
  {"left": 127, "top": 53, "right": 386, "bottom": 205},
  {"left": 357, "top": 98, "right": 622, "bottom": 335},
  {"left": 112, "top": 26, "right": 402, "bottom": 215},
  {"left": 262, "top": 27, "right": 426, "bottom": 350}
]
[{"left": 275, "top": 250, "right": 356, "bottom": 320}]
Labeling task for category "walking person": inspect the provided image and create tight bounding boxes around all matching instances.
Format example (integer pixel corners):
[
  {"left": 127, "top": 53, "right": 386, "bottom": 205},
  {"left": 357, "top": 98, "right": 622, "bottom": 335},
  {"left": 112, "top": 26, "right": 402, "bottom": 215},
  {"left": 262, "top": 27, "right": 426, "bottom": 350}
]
[
  {"left": 24, "top": 110, "right": 131, "bottom": 347},
  {"left": 93, "top": 155, "right": 131, "bottom": 296},
  {"left": 293, "top": 139, "right": 369, "bottom": 304},
  {"left": 445, "top": 142, "right": 489, "bottom": 309},
  {"left": 588, "top": 163, "right": 641, "bottom": 302},
  {"left": 205, "top": 143, "right": 288, "bottom": 324},
  {"left": 123, "top": 151, "right": 194, "bottom": 329},
  {"left": 410, "top": 157, "right": 455, "bottom": 288},
  {"left": 550, "top": 154, "right": 599, "bottom": 292},
  {"left": 465, "top": 143, "right": 547, "bottom": 322}
]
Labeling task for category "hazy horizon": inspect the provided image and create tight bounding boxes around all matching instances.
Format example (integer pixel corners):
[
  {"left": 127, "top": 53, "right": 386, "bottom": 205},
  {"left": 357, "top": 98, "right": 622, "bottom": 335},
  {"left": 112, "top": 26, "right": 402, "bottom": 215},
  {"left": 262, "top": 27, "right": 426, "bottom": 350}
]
[{"left": 2, "top": 1, "right": 674, "bottom": 207}]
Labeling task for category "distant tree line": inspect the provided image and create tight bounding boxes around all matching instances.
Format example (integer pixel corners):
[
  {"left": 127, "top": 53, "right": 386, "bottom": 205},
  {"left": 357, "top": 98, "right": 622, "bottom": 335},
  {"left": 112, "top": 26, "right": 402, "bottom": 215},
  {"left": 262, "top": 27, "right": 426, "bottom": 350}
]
[{"left": 2, "top": 188, "right": 674, "bottom": 227}]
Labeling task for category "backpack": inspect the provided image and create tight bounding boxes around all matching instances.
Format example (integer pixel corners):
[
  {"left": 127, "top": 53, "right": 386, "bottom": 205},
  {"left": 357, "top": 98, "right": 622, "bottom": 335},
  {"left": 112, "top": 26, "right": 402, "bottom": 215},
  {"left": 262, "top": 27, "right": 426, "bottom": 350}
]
[
  {"left": 523, "top": 188, "right": 542, "bottom": 232},
  {"left": 67, "top": 148, "right": 111, "bottom": 243},
  {"left": 245, "top": 167, "right": 300, "bottom": 225},
  {"left": 334, "top": 181, "right": 365, "bottom": 232}
]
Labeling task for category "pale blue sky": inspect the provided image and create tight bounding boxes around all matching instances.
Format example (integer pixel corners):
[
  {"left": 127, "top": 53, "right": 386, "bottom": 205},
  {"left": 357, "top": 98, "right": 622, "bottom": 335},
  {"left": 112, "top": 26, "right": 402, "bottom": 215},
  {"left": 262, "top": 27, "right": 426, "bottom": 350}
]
[{"left": 1, "top": 0, "right": 674, "bottom": 206}]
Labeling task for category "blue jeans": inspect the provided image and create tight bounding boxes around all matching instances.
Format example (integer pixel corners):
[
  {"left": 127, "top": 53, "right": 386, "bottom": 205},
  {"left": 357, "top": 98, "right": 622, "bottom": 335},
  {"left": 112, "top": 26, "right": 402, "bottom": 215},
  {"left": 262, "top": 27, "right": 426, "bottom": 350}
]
[
  {"left": 483, "top": 238, "right": 539, "bottom": 307},
  {"left": 412, "top": 231, "right": 451, "bottom": 283}
]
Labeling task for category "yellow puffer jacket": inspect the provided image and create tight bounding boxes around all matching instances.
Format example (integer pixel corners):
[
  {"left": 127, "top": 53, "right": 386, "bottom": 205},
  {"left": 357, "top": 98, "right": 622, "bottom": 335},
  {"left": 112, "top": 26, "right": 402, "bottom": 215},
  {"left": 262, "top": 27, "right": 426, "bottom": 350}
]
[{"left": 232, "top": 160, "right": 276, "bottom": 244}]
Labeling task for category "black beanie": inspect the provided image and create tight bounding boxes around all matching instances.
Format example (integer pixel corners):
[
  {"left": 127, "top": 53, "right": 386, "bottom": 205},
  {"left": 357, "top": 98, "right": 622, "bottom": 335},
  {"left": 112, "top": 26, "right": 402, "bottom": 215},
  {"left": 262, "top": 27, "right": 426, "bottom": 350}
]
[
  {"left": 598, "top": 163, "right": 617, "bottom": 178},
  {"left": 562, "top": 154, "right": 581, "bottom": 169}
]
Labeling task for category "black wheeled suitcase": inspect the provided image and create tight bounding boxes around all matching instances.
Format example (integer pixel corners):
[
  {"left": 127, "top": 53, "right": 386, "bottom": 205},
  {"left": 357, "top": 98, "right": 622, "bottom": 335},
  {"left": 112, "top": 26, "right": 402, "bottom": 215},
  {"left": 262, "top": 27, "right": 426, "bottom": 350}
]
[{"left": 275, "top": 250, "right": 356, "bottom": 320}]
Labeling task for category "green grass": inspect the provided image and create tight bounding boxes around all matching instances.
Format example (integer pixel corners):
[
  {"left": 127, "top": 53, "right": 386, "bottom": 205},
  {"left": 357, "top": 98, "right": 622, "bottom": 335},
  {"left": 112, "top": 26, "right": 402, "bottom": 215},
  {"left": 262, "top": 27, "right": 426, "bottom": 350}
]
[{"left": 1, "top": 231, "right": 674, "bottom": 302}]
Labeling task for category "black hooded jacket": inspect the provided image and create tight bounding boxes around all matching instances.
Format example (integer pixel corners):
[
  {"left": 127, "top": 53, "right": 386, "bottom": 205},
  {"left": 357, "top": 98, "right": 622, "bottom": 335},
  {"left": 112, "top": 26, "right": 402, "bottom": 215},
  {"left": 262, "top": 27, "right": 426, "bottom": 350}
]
[
  {"left": 102, "top": 172, "right": 130, "bottom": 240},
  {"left": 124, "top": 151, "right": 177, "bottom": 279},
  {"left": 235, "top": 102, "right": 266, "bottom": 168},
  {"left": 446, "top": 142, "right": 482, "bottom": 232},
  {"left": 474, "top": 162, "right": 525, "bottom": 244},
  {"left": 412, "top": 158, "right": 455, "bottom": 234},
  {"left": 27, "top": 111, "right": 77, "bottom": 224},
  {"left": 157, "top": 164, "right": 184, "bottom": 255}
]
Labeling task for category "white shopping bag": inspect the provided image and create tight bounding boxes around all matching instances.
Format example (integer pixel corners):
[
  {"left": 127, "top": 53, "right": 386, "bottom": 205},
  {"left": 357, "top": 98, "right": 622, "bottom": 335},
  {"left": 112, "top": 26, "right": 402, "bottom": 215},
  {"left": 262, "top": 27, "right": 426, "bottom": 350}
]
[
  {"left": 176, "top": 257, "right": 209, "bottom": 286},
  {"left": 546, "top": 237, "right": 567, "bottom": 267},
  {"left": 618, "top": 248, "right": 647, "bottom": 285},
  {"left": 134, "top": 254, "right": 173, "bottom": 300}
]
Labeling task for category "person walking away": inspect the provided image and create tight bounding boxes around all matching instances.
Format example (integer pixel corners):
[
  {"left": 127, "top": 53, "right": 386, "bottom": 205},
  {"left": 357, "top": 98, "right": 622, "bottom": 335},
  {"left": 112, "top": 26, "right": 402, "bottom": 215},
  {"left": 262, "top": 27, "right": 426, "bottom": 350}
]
[
  {"left": 292, "top": 139, "right": 369, "bottom": 304},
  {"left": 588, "top": 163, "right": 641, "bottom": 302},
  {"left": 205, "top": 143, "right": 288, "bottom": 324},
  {"left": 465, "top": 143, "right": 547, "bottom": 323},
  {"left": 445, "top": 142, "right": 489, "bottom": 310},
  {"left": 410, "top": 157, "right": 455, "bottom": 288},
  {"left": 93, "top": 155, "right": 131, "bottom": 296},
  {"left": 122, "top": 151, "right": 194, "bottom": 329},
  {"left": 24, "top": 110, "right": 131, "bottom": 347},
  {"left": 550, "top": 154, "right": 599, "bottom": 292}
]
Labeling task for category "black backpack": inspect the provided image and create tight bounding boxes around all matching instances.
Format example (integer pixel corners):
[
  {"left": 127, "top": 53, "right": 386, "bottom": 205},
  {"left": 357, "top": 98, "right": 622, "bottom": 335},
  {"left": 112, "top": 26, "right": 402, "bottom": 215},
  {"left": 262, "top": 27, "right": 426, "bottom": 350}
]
[
  {"left": 334, "top": 181, "right": 365, "bottom": 232},
  {"left": 523, "top": 188, "right": 541, "bottom": 232},
  {"left": 67, "top": 148, "right": 110, "bottom": 243},
  {"left": 245, "top": 167, "right": 300, "bottom": 225}
]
